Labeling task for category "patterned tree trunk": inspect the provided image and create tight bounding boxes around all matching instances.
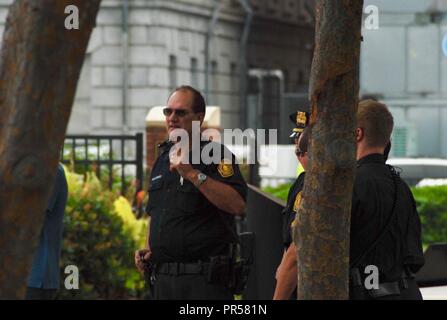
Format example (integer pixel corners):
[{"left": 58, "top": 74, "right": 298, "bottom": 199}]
[
  {"left": 0, "top": 0, "right": 101, "bottom": 299},
  {"left": 295, "top": 0, "right": 364, "bottom": 299}
]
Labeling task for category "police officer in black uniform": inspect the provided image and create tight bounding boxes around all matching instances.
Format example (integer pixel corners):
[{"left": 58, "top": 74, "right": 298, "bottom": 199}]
[
  {"left": 350, "top": 99, "right": 424, "bottom": 300},
  {"left": 135, "top": 86, "right": 247, "bottom": 300},
  {"left": 273, "top": 111, "right": 309, "bottom": 300}
]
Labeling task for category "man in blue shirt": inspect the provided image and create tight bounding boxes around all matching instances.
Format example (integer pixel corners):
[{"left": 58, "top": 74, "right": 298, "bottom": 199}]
[{"left": 26, "top": 164, "right": 68, "bottom": 300}]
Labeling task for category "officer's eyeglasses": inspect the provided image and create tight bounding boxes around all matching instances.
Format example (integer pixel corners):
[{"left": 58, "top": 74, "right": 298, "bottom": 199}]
[{"left": 163, "top": 108, "right": 191, "bottom": 118}]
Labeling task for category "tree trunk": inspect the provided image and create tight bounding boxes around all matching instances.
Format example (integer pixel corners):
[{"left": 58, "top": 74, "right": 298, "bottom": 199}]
[
  {"left": 295, "top": 0, "right": 364, "bottom": 299},
  {"left": 0, "top": 0, "right": 101, "bottom": 299}
]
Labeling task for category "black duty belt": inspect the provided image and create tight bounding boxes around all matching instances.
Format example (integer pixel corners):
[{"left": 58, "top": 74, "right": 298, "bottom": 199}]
[
  {"left": 156, "top": 261, "right": 210, "bottom": 276},
  {"left": 350, "top": 267, "right": 416, "bottom": 298},
  {"left": 367, "top": 281, "right": 401, "bottom": 298}
]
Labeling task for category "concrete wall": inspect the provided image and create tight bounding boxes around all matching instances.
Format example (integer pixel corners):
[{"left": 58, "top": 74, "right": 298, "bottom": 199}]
[
  {"left": 0, "top": 0, "right": 244, "bottom": 135},
  {"left": 0, "top": 0, "right": 314, "bottom": 136},
  {"left": 73, "top": 0, "right": 245, "bottom": 135},
  {"left": 361, "top": 0, "right": 447, "bottom": 157}
]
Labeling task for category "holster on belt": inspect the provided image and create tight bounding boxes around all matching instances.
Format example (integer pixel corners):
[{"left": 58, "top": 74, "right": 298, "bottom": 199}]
[
  {"left": 349, "top": 266, "right": 415, "bottom": 300},
  {"left": 143, "top": 260, "right": 156, "bottom": 298}
]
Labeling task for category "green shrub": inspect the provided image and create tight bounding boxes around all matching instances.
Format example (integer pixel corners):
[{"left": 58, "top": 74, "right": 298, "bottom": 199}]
[
  {"left": 412, "top": 185, "right": 447, "bottom": 246},
  {"left": 63, "top": 160, "right": 138, "bottom": 200},
  {"left": 59, "top": 169, "right": 147, "bottom": 299},
  {"left": 263, "top": 183, "right": 447, "bottom": 248},
  {"left": 263, "top": 183, "right": 292, "bottom": 202}
]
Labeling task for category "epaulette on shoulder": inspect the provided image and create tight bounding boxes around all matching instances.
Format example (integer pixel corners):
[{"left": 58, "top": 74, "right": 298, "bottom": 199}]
[{"left": 157, "top": 140, "right": 174, "bottom": 153}]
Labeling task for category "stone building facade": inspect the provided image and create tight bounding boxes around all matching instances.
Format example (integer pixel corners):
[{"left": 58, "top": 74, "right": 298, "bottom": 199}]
[{"left": 0, "top": 0, "right": 315, "bottom": 137}]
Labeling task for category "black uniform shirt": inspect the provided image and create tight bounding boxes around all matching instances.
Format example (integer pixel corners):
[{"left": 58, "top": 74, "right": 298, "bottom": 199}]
[
  {"left": 350, "top": 154, "right": 424, "bottom": 282},
  {"left": 282, "top": 172, "right": 305, "bottom": 249},
  {"left": 146, "top": 141, "right": 248, "bottom": 263}
]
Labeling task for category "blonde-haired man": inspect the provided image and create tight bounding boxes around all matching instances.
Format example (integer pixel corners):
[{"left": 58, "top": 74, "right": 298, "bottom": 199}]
[{"left": 350, "top": 99, "right": 424, "bottom": 300}]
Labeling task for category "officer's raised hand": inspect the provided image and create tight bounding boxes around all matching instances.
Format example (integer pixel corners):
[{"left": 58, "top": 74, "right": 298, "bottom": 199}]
[
  {"left": 168, "top": 142, "right": 246, "bottom": 216},
  {"left": 169, "top": 144, "right": 197, "bottom": 180}
]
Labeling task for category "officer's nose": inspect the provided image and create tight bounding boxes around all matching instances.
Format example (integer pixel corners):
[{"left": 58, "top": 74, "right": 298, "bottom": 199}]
[{"left": 167, "top": 111, "right": 178, "bottom": 122}]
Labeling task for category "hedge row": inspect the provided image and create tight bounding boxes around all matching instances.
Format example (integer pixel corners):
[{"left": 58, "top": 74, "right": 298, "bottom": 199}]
[{"left": 263, "top": 183, "right": 447, "bottom": 248}]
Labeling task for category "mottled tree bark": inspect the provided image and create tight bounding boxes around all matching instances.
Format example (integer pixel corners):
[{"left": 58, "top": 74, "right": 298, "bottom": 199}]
[
  {"left": 0, "top": 0, "right": 101, "bottom": 299},
  {"left": 294, "top": 0, "right": 364, "bottom": 299}
]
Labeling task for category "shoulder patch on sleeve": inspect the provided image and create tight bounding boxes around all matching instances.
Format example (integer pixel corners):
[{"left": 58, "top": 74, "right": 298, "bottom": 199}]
[
  {"left": 217, "top": 159, "right": 234, "bottom": 178},
  {"left": 293, "top": 192, "right": 302, "bottom": 212}
]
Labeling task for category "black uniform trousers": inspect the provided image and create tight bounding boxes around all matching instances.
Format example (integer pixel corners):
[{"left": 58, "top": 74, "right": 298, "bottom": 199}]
[
  {"left": 153, "top": 273, "right": 233, "bottom": 300},
  {"left": 353, "top": 279, "right": 422, "bottom": 300},
  {"left": 374, "top": 280, "right": 422, "bottom": 300}
]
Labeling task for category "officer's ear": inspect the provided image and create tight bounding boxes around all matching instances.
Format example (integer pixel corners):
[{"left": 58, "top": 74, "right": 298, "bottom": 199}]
[
  {"left": 196, "top": 112, "right": 205, "bottom": 124},
  {"left": 356, "top": 128, "right": 364, "bottom": 142}
]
